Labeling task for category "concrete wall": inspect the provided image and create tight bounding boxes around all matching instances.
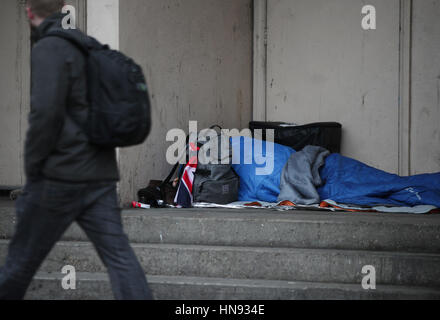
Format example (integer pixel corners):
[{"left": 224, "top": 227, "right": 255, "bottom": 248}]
[
  {"left": 87, "top": 0, "right": 119, "bottom": 50},
  {"left": 264, "top": 0, "right": 401, "bottom": 173},
  {"left": 0, "top": 0, "right": 30, "bottom": 188},
  {"left": 410, "top": 0, "right": 440, "bottom": 174},
  {"left": 259, "top": 0, "right": 440, "bottom": 175},
  {"left": 118, "top": 0, "right": 253, "bottom": 205}
]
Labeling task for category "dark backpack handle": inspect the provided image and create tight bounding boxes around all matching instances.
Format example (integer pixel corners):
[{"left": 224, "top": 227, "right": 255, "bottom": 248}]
[
  {"left": 161, "top": 162, "right": 180, "bottom": 188},
  {"left": 160, "top": 132, "right": 191, "bottom": 189},
  {"left": 160, "top": 124, "right": 222, "bottom": 190},
  {"left": 209, "top": 125, "right": 223, "bottom": 133}
]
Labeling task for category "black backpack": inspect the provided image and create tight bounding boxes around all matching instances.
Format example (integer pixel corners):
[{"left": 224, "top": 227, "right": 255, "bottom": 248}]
[
  {"left": 191, "top": 128, "right": 239, "bottom": 204},
  {"left": 44, "top": 30, "right": 151, "bottom": 148}
]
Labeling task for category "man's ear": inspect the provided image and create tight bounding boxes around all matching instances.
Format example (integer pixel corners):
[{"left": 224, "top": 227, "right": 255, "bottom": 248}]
[{"left": 26, "top": 7, "right": 35, "bottom": 21}]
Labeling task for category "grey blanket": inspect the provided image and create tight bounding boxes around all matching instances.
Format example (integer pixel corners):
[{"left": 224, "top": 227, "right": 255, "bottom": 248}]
[{"left": 277, "top": 145, "right": 330, "bottom": 205}]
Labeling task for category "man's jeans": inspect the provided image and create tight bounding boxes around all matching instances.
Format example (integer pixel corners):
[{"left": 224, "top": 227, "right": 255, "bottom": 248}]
[{"left": 0, "top": 179, "right": 153, "bottom": 300}]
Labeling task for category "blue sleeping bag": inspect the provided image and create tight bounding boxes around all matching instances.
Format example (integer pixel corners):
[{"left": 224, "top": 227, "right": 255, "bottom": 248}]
[
  {"left": 317, "top": 154, "right": 440, "bottom": 208},
  {"left": 231, "top": 137, "right": 440, "bottom": 207}
]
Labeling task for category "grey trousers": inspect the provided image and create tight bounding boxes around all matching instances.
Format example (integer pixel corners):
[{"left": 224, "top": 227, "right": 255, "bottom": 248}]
[{"left": 0, "top": 179, "right": 153, "bottom": 300}]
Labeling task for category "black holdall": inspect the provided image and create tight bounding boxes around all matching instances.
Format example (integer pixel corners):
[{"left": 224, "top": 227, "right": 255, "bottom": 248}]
[
  {"left": 137, "top": 175, "right": 178, "bottom": 208},
  {"left": 249, "top": 121, "right": 342, "bottom": 153},
  {"left": 43, "top": 30, "right": 151, "bottom": 148}
]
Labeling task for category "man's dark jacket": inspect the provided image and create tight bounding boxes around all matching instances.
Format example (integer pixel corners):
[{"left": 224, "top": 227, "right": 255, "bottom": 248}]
[{"left": 26, "top": 13, "right": 119, "bottom": 182}]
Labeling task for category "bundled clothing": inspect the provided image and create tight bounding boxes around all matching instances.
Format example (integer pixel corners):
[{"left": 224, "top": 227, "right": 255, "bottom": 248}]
[{"left": 277, "top": 146, "right": 330, "bottom": 205}]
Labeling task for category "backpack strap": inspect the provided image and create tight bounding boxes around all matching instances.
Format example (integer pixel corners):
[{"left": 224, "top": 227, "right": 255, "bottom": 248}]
[{"left": 41, "top": 31, "right": 94, "bottom": 140}]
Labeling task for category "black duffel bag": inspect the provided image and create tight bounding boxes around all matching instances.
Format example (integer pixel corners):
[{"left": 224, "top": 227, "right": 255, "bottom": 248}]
[{"left": 249, "top": 121, "right": 342, "bottom": 153}]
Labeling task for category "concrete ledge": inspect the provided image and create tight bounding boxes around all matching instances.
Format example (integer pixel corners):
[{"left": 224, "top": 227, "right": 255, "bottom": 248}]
[
  {"left": 2, "top": 240, "right": 439, "bottom": 288},
  {"left": 25, "top": 272, "right": 440, "bottom": 300},
  {"left": 1, "top": 205, "right": 440, "bottom": 253}
]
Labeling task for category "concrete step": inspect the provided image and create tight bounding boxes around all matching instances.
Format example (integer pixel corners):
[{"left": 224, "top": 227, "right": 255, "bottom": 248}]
[
  {"left": 1, "top": 240, "right": 439, "bottom": 288},
  {"left": 1, "top": 205, "right": 440, "bottom": 253},
  {"left": 25, "top": 272, "right": 440, "bottom": 300}
]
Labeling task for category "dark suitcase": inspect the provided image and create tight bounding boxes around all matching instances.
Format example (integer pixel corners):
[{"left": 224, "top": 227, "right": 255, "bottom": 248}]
[{"left": 249, "top": 121, "right": 342, "bottom": 153}]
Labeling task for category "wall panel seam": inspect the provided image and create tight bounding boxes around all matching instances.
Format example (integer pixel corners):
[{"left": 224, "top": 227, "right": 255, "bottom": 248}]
[
  {"left": 253, "top": 0, "right": 267, "bottom": 121},
  {"left": 398, "top": 0, "right": 412, "bottom": 176}
]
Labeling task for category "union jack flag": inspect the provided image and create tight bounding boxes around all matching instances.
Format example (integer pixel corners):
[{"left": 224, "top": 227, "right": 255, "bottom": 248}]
[{"left": 174, "top": 143, "right": 199, "bottom": 208}]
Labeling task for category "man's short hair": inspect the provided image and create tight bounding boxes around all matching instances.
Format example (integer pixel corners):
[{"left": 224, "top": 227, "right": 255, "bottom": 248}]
[{"left": 27, "top": 0, "right": 65, "bottom": 18}]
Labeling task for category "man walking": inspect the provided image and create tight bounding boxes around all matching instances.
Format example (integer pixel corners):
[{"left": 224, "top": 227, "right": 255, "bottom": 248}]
[{"left": 0, "top": 0, "right": 153, "bottom": 300}]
